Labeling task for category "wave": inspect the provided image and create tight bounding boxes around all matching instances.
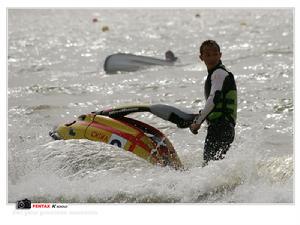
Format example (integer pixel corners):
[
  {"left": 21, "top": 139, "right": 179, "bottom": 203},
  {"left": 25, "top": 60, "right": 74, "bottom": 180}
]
[{"left": 8, "top": 140, "right": 293, "bottom": 203}]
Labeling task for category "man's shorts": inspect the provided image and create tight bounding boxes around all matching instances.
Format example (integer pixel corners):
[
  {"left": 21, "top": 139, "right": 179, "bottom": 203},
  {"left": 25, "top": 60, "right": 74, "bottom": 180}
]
[{"left": 203, "top": 119, "right": 235, "bottom": 163}]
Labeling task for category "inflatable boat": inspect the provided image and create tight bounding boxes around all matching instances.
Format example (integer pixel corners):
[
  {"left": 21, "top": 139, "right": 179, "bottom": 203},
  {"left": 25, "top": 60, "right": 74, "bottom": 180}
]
[
  {"left": 104, "top": 51, "right": 177, "bottom": 73},
  {"left": 49, "top": 104, "right": 196, "bottom": 170}
]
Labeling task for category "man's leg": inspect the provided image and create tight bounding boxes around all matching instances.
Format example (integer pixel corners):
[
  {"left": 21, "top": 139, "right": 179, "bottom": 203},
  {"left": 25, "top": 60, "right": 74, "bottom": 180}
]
[{"left": 202, "top": 121, "right": 235, "bottom": 166}]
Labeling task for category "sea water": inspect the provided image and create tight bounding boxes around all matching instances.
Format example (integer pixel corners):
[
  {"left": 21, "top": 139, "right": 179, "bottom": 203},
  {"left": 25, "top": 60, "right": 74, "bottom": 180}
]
[{"left": 8, "top": 9, "right": 293, "bottom": 203}]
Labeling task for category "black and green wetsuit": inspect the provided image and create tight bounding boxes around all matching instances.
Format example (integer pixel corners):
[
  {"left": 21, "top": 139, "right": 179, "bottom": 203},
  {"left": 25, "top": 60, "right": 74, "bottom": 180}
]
[
  {"left": 196, "top": 61, "right": 237, "bottom": 165},
  {"left": 204, "top": 61, "right": 237, "bottom": 125}
]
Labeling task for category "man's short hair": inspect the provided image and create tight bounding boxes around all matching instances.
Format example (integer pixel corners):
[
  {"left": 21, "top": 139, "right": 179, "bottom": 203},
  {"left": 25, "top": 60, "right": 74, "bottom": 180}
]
[{"left": 200, "top": 40, "right": 221, "bottom": 54}]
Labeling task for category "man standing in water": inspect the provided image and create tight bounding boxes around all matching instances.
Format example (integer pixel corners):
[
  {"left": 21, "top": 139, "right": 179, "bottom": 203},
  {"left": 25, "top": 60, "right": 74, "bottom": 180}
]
[{"left": 189, "top": 40, "right": 237, "bottom": 167}]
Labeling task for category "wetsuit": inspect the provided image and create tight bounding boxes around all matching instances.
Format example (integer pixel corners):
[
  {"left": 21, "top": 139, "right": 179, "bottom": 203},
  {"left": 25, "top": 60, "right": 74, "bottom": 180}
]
[{"left": 194, "top": 61, "right": 237, "bottom": 165}]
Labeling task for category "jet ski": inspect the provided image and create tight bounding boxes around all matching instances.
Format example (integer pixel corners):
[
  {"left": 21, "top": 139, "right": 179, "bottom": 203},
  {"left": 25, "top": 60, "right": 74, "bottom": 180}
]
[
  {"left": 49, "top": 104, "right": 196, "bottom": 170},
  {"left": 104, "top": 51, "right": 178, "bottom": 73}
]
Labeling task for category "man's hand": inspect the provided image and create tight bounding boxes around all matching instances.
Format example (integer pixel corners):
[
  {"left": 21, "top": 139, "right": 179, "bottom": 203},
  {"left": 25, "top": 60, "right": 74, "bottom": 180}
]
[
  {"left": 189, "top": 123, "right": 201, "bottom": 134},
  {"left": 189, "top": 111, "right": 203, "bottom": 134}
]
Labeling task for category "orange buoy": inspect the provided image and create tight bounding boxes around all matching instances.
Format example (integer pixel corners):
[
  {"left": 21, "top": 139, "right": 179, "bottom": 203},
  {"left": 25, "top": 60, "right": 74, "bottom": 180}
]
[{"left": 102, "top": 26, "right": 109, "bottom": 32}]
